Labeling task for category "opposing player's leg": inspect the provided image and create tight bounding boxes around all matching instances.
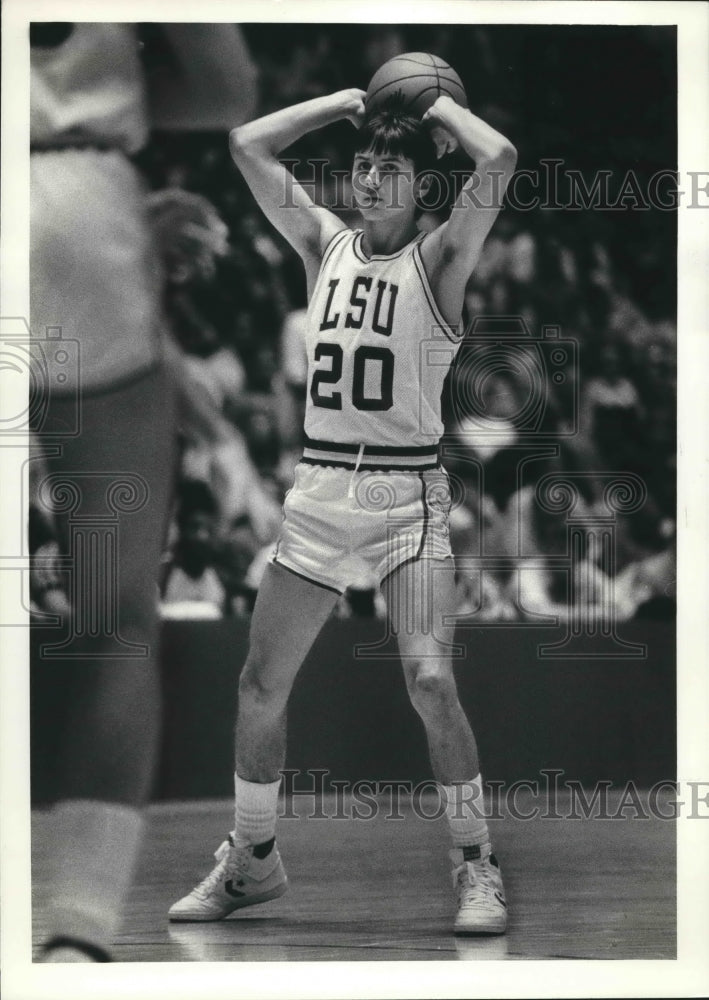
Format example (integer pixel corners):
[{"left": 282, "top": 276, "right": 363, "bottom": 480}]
[
  {"left": 36, "top": 363, "right": 178, "bottom": 960},
  {"left": 383, "top": 556, "right": 507, "bottom": 935},
  {"left": 169, "top": 560, "right": 339, "bottom": 921}
]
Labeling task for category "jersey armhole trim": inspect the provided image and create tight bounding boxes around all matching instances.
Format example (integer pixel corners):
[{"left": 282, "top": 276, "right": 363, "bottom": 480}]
[
  {"left": 320, "top": 225, "right": 352, "bottom": 270},
  {"left": 412, "top": 243, "right": 465, "bottom": 345}
]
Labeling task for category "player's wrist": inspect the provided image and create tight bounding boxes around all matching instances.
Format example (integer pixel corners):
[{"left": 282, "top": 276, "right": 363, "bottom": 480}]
[{"left": 330, "top": 88, "right": 367, "bottom": 126}]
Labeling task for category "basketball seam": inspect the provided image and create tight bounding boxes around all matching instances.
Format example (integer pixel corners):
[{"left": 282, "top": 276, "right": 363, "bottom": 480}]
[
  {"left": 385, "top": 55, "right": 445, "bottom": 68},
  {"left": 366, "top": 74, "right": 450, "bottom": 106},
  {"left": 431, "top": 52, "right": 441, "bottom": 97},
  {"left": 366, "top": 76, "right": 464, "bottom": 112}
]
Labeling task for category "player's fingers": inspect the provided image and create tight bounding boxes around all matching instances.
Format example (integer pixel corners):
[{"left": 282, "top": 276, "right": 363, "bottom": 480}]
[
  {"left": 430, "top": 130, "right": 449, "bottom": 156},
  {"left": 441, "top": 138, "right": 458, "bottom": 157},
  {"left": 422, "top": 107, "right": 444, "bottom": 129},
  {"left": 428, "top": 125, "right": 444, "bottom": 156}
]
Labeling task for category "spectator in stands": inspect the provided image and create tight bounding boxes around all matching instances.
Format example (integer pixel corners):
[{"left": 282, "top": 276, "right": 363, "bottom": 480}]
[
  {"left": 447, "top": 488, "right": 518, "bottom": 622},
  {"left": 614, "top": 533, "right": 676, "bottom": 621},
  {"left": 448, "top": 365, "right": 525, "bottom": 513},
  {"left": 501, "top": 446, "right": 609, "bottom": 623},
  {"left": 161, "top": 480, "right": 226, "bottom": 618},
  {"left": 216, "top": 515, "right": 263, "bottom": 615},
  {"left": 579, "top": 337, "right": 644, "bottom": 472}
]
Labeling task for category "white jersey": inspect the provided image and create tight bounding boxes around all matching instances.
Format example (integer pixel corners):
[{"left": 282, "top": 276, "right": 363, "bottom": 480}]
[
  {"left": 31, "top": 24, "right": 148, "bottom": 154},
  {"left": 30, "top": 24, "right": 160, "bottom": 394},
  {"left": 303, "top": 228, "right": 463, "bottom": 470}
]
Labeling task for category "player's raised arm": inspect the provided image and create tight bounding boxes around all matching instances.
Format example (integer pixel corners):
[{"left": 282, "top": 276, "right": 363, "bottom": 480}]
[
  {"left": 419, "top": 96, "right": 517, "bottom": 314},
  {"left": 229, "top": 90, "right": 365, "bottom": 274}
]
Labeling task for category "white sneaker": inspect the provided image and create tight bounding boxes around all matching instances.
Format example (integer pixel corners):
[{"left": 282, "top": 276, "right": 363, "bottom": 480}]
[
  {"left": 450, "top": 845, "right": 507, "bottom": 935},
  {"left": 169, "top": 834, "right": 288, "bottom": 922}
]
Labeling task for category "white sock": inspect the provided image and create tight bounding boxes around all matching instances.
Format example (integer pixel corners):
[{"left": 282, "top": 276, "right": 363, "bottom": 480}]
[
  {"left": 233, "top": 772, "right": 281, "bottom": 847},
  {"left": 48, "top": 799, "right": 144, "bottom": 952},
  {"left": 439, "top": 775, "right": 491, "bottom": 850}
]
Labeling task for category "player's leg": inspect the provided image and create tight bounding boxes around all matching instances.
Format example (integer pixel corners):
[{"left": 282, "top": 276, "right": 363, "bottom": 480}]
[
  {"left": 169, "top": 560, "right": 339, "bottom": 921},
  {"left": 383, "top": 555, "right": 507, "bottom": 935},
  {"left": 36, "top": 362, "right": 178, "bottom": 959},
  {"left": 235, "top": 560, "right": 339, "bottom": 779},
  {"left": 382, "top": 556, "right": 480, "bottom": 781}
]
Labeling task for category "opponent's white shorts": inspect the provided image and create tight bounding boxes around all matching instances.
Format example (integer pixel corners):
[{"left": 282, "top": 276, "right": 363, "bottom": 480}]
[{"left": 272, "top": 456, "right": 453, "bottom": 595}]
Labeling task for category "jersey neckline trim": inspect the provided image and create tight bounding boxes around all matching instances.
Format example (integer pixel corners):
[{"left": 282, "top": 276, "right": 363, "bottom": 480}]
[{"left": 352, "top": 229, "right": 425, "bottom": 264}]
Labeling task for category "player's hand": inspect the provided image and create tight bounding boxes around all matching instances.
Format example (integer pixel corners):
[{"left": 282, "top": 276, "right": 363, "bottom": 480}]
[
  {"left": 31, "top": 540, "right": 63, "bottom": 592},
  {"left": 422, "top": 96, "right": 460, "bottom": 158},
  {"left": 338, "top": 88, "right": 367, "bottom": 128}
]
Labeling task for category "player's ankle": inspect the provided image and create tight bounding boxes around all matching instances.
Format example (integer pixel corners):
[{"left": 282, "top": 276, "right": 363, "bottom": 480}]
[{"left": 252, "top": 836, "right": 276, "bottom": 858}]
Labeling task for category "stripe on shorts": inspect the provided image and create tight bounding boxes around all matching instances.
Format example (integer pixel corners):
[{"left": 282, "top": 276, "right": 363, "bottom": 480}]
[
  {"left": 302, "top": 435, "right": 439, "bottom": 471},
  {"left": 379, "top": 472, "right": 429, "bottom": 587}
]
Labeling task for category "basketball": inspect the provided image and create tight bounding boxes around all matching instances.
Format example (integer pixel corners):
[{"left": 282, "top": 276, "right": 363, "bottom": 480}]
[{"left": 365, "top": 52, "right": 468, "bottom": 118}]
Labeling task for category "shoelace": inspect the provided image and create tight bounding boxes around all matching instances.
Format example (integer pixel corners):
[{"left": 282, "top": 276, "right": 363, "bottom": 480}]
[
  {"left": 456, "top": 861, "right": 501, "bottom": 908},
  {"left": 195, "top": 840, "right": 249, "bottom": 898}
]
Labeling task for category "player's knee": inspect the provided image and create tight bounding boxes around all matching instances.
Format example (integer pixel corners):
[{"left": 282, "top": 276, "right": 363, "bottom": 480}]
[
  {"left": 238, "top": 655, "right": 290, "bottom": 710},
  {"left": 407, "top": 663, "right": 457, "bottom": 715}
]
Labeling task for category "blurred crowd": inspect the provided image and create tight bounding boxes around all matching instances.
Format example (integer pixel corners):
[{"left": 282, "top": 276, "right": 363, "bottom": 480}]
[{"left": 31, "top": 24, "right": 677, "bottom": 625}]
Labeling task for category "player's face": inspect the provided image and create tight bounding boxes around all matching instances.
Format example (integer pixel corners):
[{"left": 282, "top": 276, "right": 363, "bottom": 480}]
[{"left": 351, "top": 148, "right": 418, "bottom": 220}]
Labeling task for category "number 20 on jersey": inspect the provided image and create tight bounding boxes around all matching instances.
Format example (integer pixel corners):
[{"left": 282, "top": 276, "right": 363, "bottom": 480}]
[{"left": 310, "top": 277, "right": 398, "bottom": 412}]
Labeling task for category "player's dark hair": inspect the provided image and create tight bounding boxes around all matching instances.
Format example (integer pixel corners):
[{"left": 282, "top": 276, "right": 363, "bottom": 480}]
[{"left": 355, "top": 98, "right": 438, "bottom": 177}]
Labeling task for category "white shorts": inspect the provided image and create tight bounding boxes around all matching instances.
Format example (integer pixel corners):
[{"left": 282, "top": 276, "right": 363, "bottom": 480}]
[{"left": 272, "top": 460, "right": 453, "bottom": 594}]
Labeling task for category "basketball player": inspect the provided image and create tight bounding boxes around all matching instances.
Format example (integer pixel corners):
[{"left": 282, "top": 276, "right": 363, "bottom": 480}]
[
  {"left": 170, "top": 86, "right": 517, "bottom": 934},
  {"left": 30, "top": 23, "right": 256, "bottom": 961}
]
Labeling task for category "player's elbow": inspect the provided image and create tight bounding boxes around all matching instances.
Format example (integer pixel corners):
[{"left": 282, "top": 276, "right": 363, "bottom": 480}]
[
  {"left": 228, "top": 126, "right": 249, "bottom": 160},
  {"left": 228, "top": 125, "right": 263, "bottom": 162},
  {"left": 504, "top": 141, "right": 518, "bottom": 166},
  {"left": 490, "top": 141, "right": 518, "bottom": 174}
]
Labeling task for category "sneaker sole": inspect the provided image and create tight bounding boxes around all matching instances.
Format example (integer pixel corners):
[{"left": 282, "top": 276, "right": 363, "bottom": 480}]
[
  {"left": 454, "top": 918, "right": 507, "bottom": 936},
  {"left": 168, "top": 881, "right": 288, "bottom": 922}
]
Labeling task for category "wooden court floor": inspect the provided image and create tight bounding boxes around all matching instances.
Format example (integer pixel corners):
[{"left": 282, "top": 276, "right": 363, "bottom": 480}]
[{"left": 32, "top": 790, "right": 675, "bottom": 962}]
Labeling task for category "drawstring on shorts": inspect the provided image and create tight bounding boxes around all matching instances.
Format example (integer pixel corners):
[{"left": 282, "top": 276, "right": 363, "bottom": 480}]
[{"left": 347, "top": 443, "right": 366, "bottom": 502}]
